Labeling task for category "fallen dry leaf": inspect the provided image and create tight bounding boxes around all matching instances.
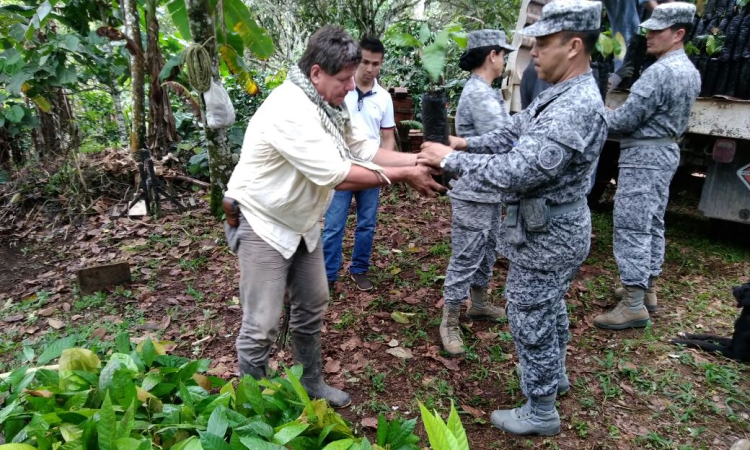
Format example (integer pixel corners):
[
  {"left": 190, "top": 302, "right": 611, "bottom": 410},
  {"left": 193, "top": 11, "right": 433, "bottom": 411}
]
[
  {"left": 3, "top": 314, "right": 23, "bottom": 323},
  {"left": 91, "top": 328, "right": 107, "bottom": 340},
  {"left": 476, "top": 331, "right": 498, "bottom": 341},
  {"left": 48, "top": 319, "right": 65, "bottom": 330},
  {"left": 361, "top": 417, "right": 379, "bottom": 429},
  {"left": 161, "top": 315, "right": 171, "bottom": 330},
  {"left": 340, "top": 336, "right": 362, "bottom": 352},
  {"left": 38, "top": 306, "right": 55, "bottom": 317},
  {"left": 386, "top": 347, "right": 413, "bottom": 359},
  {"left": 62, "top": 303, "right": 71, "bottom": 312},
  {"left": 388, "top": 339, "right": 399, "bottom": 347},
  {"left": 324, "top": 359, "right": 341, "bottom": 374},
  {"left": 461, "top": 404, "right": 485, "bottom": 418},
  {"left": 434, "top": 356, "right": 460, "bottom": 371}
]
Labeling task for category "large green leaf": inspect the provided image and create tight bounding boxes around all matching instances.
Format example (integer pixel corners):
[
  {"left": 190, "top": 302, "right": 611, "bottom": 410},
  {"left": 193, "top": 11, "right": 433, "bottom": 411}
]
[
  {"left": 98, "top": 392, "right": 117, "bottom": 450},
  {"left": 238, "top": 437, "right": 285, "bottom": 450},
  {"left": 24, "top": 0, "right": 60, "bottom": 39},
  {"left": 0, "top": 445, "right": 37, "bottom": 450},
  {"left": 236, "top": 375, "right": 264, "bottom": 416},
  {"left": 219, "top": 45, "right": 258, "bottom": 95},
  {"left": 390, "top": 33, "right": 421, "bottom": 48},
  {"left": 140, "top": 338, "right": 157, "bottom": 367},
  {"left": 60, "top": 423, "right": 84, "bottom": 442},
  {"left": 206, "top": 406, "right": 229, "bottom": 437},
  {"left": 0, "top": 399, "right": 20, "bottom": 425},
  {"left": 38, "top": 335, "right": 78, "bottom": 365},
  {"left": 285, "top": 366, "right": 314, "bottom": 420},
  {"left": 199, "top": 432, "right": 233, "bottom": 450},
  {"left": 320, "top": 440, "right": 353, "bottom": 450},
  {"left": 5, "top": 105, "right": 25, "bottom": 123},
  {"left": 222, "top": 0, "right": 274, "bottom": 59},
  {"left": 159, "top": 51, "right": 183, "bottom": 82},
  {"left": 171, "top": 436, "right": 202, "bottom": 450},
  {"left": 7, "top": 72, "right": 31, "bottom": 96},
  {"left": 272, "top": 422, "right": 309, "bottom": 446},
  {"left": 166, "top": 0, "right": 192, "bottom": 40},
  {"left": 386, "top": 417, "right": 417, "bottom": 449},
  {"left": 446, "top": 403, "right": 468, "bottom": 450}
]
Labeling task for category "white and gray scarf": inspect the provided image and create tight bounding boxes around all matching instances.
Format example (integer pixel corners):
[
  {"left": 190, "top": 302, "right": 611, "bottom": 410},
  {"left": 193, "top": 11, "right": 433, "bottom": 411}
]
[{"left": 288, "top": 66, "right": 389, "bottom": 182}]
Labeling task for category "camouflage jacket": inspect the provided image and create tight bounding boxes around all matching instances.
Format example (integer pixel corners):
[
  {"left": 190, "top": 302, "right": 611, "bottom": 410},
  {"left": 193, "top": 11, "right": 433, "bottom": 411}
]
[
  {"left": 450, "top": 74, "right": 513, "bottom": 203},
  {"left": 442, "top": 71, "right": 608, "bottom": 270},
  {"left": 607, "top": 49, "right": 701, "bottom": 170}
]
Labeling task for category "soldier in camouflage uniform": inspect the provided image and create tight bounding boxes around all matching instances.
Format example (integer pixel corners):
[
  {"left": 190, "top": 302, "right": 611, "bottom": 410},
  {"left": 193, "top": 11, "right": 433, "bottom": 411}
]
[
  {"left": 594, "top": 3, "right": 701, "bottom": 331},
  {"left": 419, "top": 0, "right": 607, "bottom": 436},
  {"left": 440, "top": 30, "right": 516, "bottom": 356}
]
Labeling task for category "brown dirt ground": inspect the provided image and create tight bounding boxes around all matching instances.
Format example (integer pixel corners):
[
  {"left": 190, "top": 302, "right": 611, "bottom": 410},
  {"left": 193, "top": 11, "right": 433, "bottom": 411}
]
[{"left": 1, "top": 184, "right": 749, "bottom": 449}]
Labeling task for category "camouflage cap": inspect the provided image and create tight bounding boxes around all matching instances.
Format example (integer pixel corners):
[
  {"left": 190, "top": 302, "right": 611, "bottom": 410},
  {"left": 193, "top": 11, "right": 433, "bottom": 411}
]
[
  {"left": 640, "top": 2, "right": 696, "bottom": 31},
  {"left": 520, "top": 0, "right": 602, "bottom": 38},
  {"left": 467, "top": 29, "right": 516, "bottom": 52}
]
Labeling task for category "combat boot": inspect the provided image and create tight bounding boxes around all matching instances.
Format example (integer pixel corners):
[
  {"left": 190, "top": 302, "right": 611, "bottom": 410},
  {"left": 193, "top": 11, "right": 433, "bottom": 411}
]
[
  {"left": 440, "top": 306, "right": 464, "bottom": 356},
  {"left": 594, "top": 285, "right": 651, "bottom": 330},
  {"left": 239, "top": 360, "right": 267, "bottom": 380},
  {"left": 615, "top": 276, "right": 658, "bottom": 312},
  {"left": 290, "top": 332, "right": 351, "bottom": 408},
  {"left": 466, "top": 286, "right": 505, "bottom": 321},
  {"left": 491, "top": 393, "right": 560, "bottom": 436}
]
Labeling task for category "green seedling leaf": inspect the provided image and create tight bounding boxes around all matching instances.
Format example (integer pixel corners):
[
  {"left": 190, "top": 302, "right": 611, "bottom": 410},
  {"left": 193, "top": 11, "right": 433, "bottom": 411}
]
[
  {"left": 317, "top": 424, "right": 336, "bottom": 448},
  {"left": 140, "top": 338, "right": 157, "bottom": 367},
  {"left": 239, "top": 437, "right": 286, "bottom": 450},
  {"left": 98, "top": 392, "right": 117, "bottom": 450},
  {"left": 321, "top": 440, "right": 354, "bottom": 450},
  {"left": 120, "top": 401, "right": 136, "bottom": 439},
  {"left": 0, "top": 445, "right": 37, "bottom": 450},
  {"left": 60, "top": 423, "right": 83, "bottom": 442},
  {"left": 285, "top": 366, "right": 314, "bottom": 419},
  {"left": 159, "top": 51, "right": 184, "bottom": 82},
  {"left": 376, "top": 414, "right": 388, "bottom": 446},
  {"left": 272, "top": 422, "right": 309, "bottom": 446},
  {"left": 5, "top": 104, "right": 25, "bottom": 123},
  {"left": 0, "top": 399, "right": 21, "bottom": 425},
  {"left": 115, "top": 332, "right": 131, "bottom": 354},
  {"left": 419, "top": 23, "right": 431, "bottom": 44},
  {"left": 171, "top": 436, "right": 202, "bottom": 450},
  {"left": 447, "top": 402, "right": 469, "bottom": 450},
  {"left": 200, "top": 431, "right": 233, "bottom": 450},
  {"left": 236, "top": 376, "right": 264, "bottom": 416},
  {"left": 386, "top": 417, "right": 417, "bottom": 449},
  {"left": 207, "top": 406, "right": 229, "bottom": 437},
  {"left": 38, "top": 335, "right": 78, "bottom": 365}
]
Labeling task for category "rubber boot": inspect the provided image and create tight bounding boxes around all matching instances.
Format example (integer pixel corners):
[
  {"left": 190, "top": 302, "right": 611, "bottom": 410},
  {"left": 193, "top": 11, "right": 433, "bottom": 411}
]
[
  {"left": 466, "top": 286, "right": 505, "bottom": 321},
  {"left": 491, "top": 393, "right": 561, "bottom": 436},
  {"left": 614, "top": 276, "right": 657, "bottom": 312},
  {"left": 594, "top": 285, "right": 651, "bottom": 330},
  {"left": 440, "top": 306, "right": 464, "bottom": 356},
  {"left": 290, "top": 332, "right": 351, "bottom": 408},
  {"left": 239, "top": 360, "right": 267, "bottom": 380}
]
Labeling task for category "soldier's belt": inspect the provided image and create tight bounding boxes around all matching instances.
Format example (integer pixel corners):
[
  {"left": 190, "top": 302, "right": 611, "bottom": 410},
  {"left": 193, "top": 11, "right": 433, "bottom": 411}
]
[
  {"left": 620, "top": 137, "right": 676, "bottom": 149},
  {"left": 504, "top": 197, "right": 586, "bottom": 218}
]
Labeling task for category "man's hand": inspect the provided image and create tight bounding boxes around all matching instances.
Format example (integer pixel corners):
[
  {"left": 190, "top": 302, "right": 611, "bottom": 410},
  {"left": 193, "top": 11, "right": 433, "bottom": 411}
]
[
  {"left": 448, "top": 135, "right": 467, "bottom": 150},
  {"left": 406, "top": 165, "right": 447, "bottom": 197},
  {"left": 417, "top": 142, "right": 454, "bottom": 168}
]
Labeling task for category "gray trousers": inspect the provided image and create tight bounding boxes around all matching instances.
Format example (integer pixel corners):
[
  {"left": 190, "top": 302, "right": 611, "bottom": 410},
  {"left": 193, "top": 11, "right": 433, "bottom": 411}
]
[
  {"left": 225, "top": 216, "right": 329, "bottom": 369},
  {"left": 443, "top": 198, "right": 502, "bottom": 307},
  {"left": 613, "top": 167, "right": 674, "bottom": 289},
  {"left": 505, "top": 263, "right": 575, "bottom": 398}
]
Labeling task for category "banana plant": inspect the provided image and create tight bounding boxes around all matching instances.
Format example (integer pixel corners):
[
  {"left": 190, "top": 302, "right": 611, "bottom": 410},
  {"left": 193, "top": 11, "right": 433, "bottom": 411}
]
[{"left": 164, "top": 0, "right": 275, "bottom": 95}]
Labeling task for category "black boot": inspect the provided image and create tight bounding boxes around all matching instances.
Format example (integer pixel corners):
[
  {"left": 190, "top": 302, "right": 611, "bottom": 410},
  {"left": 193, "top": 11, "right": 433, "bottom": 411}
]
[
  {"left": 290, "top": 332, "right": 351, "bottom": 408},
  {"left": 239, "top": 360, "right": 267, "bottom": 380}
]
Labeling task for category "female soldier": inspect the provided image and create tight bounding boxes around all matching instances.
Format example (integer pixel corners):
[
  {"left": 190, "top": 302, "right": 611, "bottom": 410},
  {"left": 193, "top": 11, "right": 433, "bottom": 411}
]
[{"left": 440, "top": 29, "right": 515, "bottom": 356}]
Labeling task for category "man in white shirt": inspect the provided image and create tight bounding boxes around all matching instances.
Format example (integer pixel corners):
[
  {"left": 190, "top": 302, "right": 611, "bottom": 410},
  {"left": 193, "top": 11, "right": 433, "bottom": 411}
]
[
  {"left": 223, "top": 26, "right": 443, "bottom": 408},
  {"left": 322, "top": 37, "right": 395, "bottom": 292}
]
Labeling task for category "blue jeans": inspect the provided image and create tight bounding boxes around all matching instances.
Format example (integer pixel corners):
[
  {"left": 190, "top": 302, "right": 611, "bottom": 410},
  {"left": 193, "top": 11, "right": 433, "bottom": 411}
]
[{"left": 322, "top": 188, "right": 380, "bottom": 282}]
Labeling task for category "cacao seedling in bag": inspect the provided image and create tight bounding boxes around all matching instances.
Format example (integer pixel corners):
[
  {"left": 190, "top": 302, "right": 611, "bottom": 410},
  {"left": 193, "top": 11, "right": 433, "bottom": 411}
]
[
  {"left": 732, "top": 15, "right": 750, "bottom": 61},
  {"left": 421, "top": 91, "right": 450, "bottom": 189}
]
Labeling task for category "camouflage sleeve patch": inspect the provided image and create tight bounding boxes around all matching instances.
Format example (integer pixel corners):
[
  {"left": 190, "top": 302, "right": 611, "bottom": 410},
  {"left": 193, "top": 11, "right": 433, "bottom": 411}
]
[{"left": 538, "top": 144, "right": 565, "bottom": 171}]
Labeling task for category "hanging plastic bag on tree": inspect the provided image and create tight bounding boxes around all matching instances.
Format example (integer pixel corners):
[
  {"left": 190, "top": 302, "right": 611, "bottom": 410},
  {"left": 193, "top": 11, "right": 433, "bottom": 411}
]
[{"left": 204, "top": 79, "right": 236, "bottom": 129}]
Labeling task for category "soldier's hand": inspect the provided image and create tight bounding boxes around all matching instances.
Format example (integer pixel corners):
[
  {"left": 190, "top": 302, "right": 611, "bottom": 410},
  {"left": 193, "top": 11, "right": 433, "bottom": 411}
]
[
  {"left": 417, "top": 142, "right": 453, "bottom": 168},
  {"left": 407, "top": 165, "right": 447, "bottom": 197}
]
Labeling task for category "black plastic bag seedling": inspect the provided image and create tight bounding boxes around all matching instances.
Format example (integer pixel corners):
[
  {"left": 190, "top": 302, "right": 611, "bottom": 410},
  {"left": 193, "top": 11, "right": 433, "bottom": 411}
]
[
  {"left": 738, "top": 60, "right": 750, "bottom": 99},
  {"left": 715, "top": 61, "right": 730, "bottom": 95},
  {"left": 721, "top": 14, "right": 743, "bottom": 62},
  {"left": 704, "top": 0, "right": 717, "bottom": 17},
  {"left": 725, "top": 62, "right": 740, "bottom": 97},
  {"left": 619, "top": 34, "right": 647, "bottom": 89},
  {"left": 733, "top": 15, "right": 750, "bottom": 61},
  {"left": 702, "top": 58, "right": 720, "bottom": 97},
  {"left": 715, "top": 0, "right": 731, "bottom": 20},
  {"left": 421, "top": 92, "right": 450, "bottom": 188}
]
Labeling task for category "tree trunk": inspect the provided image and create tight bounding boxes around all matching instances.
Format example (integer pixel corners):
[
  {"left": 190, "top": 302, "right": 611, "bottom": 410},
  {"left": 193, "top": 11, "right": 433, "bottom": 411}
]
[
  {"left": 146, "top": 0, "right": 177, "bottom": 156},
  {"left": 186, "top": 0, "right": 234, "bottom": 218},
  {"left": 126, "top": 0, "right": 147, "bottom": 156},
  {"left": 110, "top": 83, "right": 129, "bottom": 146}
]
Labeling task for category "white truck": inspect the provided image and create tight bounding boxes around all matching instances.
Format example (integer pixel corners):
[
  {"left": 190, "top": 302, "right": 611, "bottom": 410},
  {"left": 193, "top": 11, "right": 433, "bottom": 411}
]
[{"left": 504, "top": 0, "right": 750, "bottom": 225}]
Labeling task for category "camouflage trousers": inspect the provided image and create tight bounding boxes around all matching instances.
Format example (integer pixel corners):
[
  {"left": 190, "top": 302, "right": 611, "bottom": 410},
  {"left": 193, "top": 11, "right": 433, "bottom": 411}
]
[
  {"left": 505, "top": 263, "right": 576, "bottom": 398},
  {"left": 613, "top": 167, "right": 675, "bottom": 289},
  {"left": 444, "top": 198, "right": 502, "bottom": 308}
]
